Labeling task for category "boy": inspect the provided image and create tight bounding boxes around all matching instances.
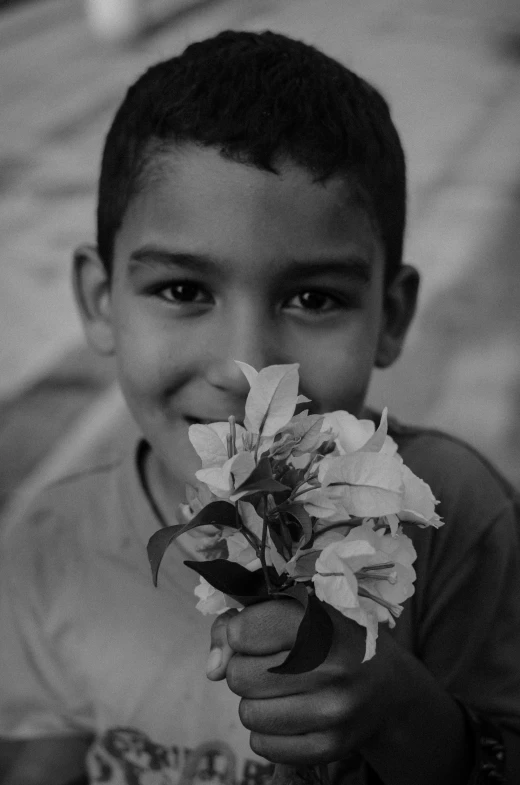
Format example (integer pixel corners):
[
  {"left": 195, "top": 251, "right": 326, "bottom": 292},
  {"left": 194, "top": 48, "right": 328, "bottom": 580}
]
[{"left": 1, "top": 30, "right": 519, "bottom": 785}]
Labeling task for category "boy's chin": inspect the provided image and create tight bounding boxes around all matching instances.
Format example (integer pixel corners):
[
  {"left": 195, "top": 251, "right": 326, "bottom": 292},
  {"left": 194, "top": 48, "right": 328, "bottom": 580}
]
[
  {"left": 164, "top": 459, "right": 200, "bottom": 492},
  {"left": 148, "top": 443, "right": 199, "bottom": 495}
]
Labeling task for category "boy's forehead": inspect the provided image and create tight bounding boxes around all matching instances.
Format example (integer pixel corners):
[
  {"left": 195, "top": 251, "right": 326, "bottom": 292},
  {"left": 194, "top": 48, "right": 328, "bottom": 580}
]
[{"left": 117, "top": 143, "right": 383, "bottom": 272}]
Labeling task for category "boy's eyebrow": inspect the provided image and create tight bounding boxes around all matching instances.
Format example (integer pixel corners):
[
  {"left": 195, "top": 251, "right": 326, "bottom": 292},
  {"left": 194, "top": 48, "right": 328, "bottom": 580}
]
[
  {"left": 282, "top": 258, "right": 373, "bottom": 282},
  {"left": 129, "top": 248, "right": 217, "bottom": 275},
  {"left": 129, "top": 246, "right": 373, "bottom": 281}
]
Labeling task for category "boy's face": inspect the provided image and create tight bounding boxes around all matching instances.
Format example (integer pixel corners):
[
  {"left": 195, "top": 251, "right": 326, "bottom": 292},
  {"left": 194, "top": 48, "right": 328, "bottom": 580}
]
[{"left": 77, "top": 145, "right": 417, "bottom": 501}]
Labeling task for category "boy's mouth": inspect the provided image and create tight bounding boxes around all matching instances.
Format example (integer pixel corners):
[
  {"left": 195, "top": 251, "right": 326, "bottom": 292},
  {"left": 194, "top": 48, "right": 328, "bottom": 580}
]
[
  {"left": 185, "top": 416, "right": 244, "bottom": 427},
  {"left": 185, "top": 417, "right": 214, "bottom": 427}
]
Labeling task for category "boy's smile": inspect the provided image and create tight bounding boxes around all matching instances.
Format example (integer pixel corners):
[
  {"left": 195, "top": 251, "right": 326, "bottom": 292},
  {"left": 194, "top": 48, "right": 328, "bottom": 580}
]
[{"left": 76, "top": 145, "right": 416, "bottom": 514}]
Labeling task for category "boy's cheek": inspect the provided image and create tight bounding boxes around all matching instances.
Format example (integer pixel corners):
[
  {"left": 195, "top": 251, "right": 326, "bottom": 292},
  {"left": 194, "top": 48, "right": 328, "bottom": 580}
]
[
  {"left": 299, "top": 365, "right": 373, "bottom": 417},
  {"left": 115, "top": 329, "right": 181, "bottom": 404}
]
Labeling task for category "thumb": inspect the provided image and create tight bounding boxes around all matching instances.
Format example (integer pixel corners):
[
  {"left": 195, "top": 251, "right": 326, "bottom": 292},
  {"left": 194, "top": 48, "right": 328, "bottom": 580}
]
[{"left": 206, "top": 608, "right": 239, "bottom": 681}]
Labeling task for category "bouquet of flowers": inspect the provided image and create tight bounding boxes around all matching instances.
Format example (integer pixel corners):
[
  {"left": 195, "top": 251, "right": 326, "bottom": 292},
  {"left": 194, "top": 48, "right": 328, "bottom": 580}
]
[
  {"left": 147, "top": 362, "right": 442, "bottom": 781},
  {"left": 148, "top": 361, "right": 442, "bottom": 663}
]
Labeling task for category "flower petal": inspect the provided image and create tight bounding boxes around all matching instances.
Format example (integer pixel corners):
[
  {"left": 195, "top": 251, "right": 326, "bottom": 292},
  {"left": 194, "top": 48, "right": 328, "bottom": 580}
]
[
  {"left": 194, "top": 577, "right": 240, "bottom": 615},
  {"left": 399, "top": 465, "right": 443, "bottom": 526},
  {"left": 229, "top": 451, "right": 257, "bottom": 489},
  {"left": 235, "top": 360, "right": 259, "bottom": 388},
  {"left": 226, "top": 532, "right": 258, "bottom": 567},
  {"left": 195, "top": 461, "right": 234, "bottom": 497},
  {"left": 321, "top": 411, "right": 375, "bottom": 454},
  {"left": 189, "top": 423, "right": 229, "bottom": 468},
  {"left": 243, "top": 364, "right": 300, "bottom": 436},
  {"left": 342, "top": 605, "right": 379, "bottom": 662},
  {"left": 320, "top": 453, "right": 404, "bottom": 517},
  {"left": 313, "top": 572, "right": 359, "bottom": 612}
]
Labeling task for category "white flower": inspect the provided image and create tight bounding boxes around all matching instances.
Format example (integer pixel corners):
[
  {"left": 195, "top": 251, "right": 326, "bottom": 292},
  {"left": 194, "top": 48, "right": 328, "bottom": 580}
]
[
  {"left": 399, "top": 464, "right": 443, "bottom": 527},
  {"left": 312, "top": 522, "right": 417, "bottom": 660},
  {"left": 299, "top": 445, "right": 407, "bottom": 522},
  {"left": 189, "top": 422, "right": 246, "bottom": 468},
  {"left": 194, "top": 577, "right": 241, "bottom": 615},
  {"left": 315, "top": 447, "right": 442, "bottom": 529},
  {"left": 322, "top": 410, "right": 398, "bottom": 457},
  {"left": 313, "top": 520, "right": 353, "bottom": 549},
  {"left": 236, "top": 362, "right": 300, "bottom": 436},
  {"left": 181, "top": 364, "right": 436, "bottom": 665},
  {"left": 195, "top": 451, "right": 256, "bottom": 499},
  {"left": 297, "top": 485, "right": 341, "bottom": 519},
  {"left": 321, "top": 411, "right": 373, "bottom": 453},
  {"left": 317, "top": 452, "right": 405, "bottom": 518},
  {"left": 225, "top": 532, "right": 258, "bottom": 568}
]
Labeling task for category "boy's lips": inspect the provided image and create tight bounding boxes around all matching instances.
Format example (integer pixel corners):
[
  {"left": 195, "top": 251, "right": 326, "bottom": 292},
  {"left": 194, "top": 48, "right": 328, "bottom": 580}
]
[{"left": 185, "top": 416, "right": 245, "bottom": 427}]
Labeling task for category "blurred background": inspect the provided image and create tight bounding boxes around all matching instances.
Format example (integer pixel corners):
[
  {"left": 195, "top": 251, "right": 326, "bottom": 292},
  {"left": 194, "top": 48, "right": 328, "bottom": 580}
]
[{"left": 1, "top": 0, "right": 520, "bottom": 527}]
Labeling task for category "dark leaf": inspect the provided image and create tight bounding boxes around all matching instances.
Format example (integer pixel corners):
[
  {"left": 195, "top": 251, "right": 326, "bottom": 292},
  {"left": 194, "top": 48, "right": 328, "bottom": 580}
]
[
  {"left": 188, "top": 500, "right": 239, "bottom": 529},
  {"left": 235, "top": 478, "right": 292, "bottom": 497},
  {"left": 285, "top": 505, "right": 314, "bottom": 546},
  {"left": 275, "top": 583, "right": 309, "bottom": 609},
  {"left": 265, "top": 565, "right": 287, "bottom": 590},
  {"left": 268, "top": 523, "right": 291, "bottom": 562},
  {"left": 317, "top": 439, "right": 337, "bottom": 456},
  {"left": 147, "top": 501, "right": 237, "bottom": 586},
  {"left": 233, "top": 456, "right": 291, "bottom": 498},
  {"left": 234, "top": 457, "right": 289, "bottom": 494},
  {"left": 276, "top": 467, "right": 305, "bottom": 488},
  {"left": 148, "top": 525, "right": 193, "bottom": 586},
  {"left": 269, "top": 595, "right": 333, "bottom": 674},
  {"left": 184, "top": 559, "right": 269, "bottom": 605},
  {"left": 281, "top": 519, "right": 297, "bottom": 551},
  {"left": 239, "top": 455, "right": 272, "bottom": 483}
]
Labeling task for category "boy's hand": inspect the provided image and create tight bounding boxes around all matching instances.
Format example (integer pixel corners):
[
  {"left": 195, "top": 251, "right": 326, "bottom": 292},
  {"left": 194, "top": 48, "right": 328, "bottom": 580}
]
[
  {"left": 206, "top": 600, "right": 473, "bottom": 785},
  {"left": 206, "top": 599, "right": 393, "bottom": 765}
]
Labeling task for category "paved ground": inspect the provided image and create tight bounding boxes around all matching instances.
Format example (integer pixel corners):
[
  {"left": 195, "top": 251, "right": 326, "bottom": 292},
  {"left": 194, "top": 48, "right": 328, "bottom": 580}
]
[{"left": 1, "top": 0, "right": 520, "bottom": 523}]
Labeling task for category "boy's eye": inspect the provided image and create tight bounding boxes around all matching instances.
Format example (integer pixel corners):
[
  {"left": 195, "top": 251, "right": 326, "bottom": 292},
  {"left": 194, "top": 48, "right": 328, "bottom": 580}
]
[
  {"left": 286, "top": 291, "right": 342, "bottom": 313},
  {"left": 158, "top": 282, "right": 212, "bottom": 304}
]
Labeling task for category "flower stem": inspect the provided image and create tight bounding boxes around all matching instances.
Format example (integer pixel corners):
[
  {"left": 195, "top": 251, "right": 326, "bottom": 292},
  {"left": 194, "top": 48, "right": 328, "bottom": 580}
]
[
  {"left": 313, "top": 521, "right": 354, "bottom": 537},
  {"left": 228, "top": 416, "right": 237, "bottom": 456},
  {"left": 358, "top": 586, "right": 402, "bottom": 616},
  {"left": 226, "top": 435, "right": 233, "bottom": 459},
  {"left": 235, "top": 502, "right": 262, "bottom": 554},
  {"left": 284, "top": 477, "right": 320, "bottom": 503},
  {"left": 304, "top": 455, "right": 320, "bottom": 479},
  {"left": 260, "top": 501, "right": 274, "bottom": 594}
]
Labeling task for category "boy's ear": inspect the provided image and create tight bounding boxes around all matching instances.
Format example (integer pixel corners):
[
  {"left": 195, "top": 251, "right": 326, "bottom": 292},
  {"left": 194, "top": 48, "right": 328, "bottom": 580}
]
[
  {"left": 72, "top": 243, "right": 115, "bottom": 356},
  {"left": 375, "top": 264, "right": 420, "bottom": 369}
]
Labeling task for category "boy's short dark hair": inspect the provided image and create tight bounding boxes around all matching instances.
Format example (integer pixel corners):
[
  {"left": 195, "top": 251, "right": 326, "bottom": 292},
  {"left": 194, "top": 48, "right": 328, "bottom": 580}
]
[{"left": 97, "top": 30, "right": 406, "bottom": 281}]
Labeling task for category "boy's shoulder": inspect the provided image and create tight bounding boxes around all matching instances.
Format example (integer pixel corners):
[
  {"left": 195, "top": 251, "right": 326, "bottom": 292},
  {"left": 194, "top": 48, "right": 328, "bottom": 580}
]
[
  {"left": 0, "top": 445, "right": 139, "bottom": 590},
  {"left": 4, "top": 454, "right": 123, "bottom": 538},
  {"left": 386, "top": 415, "right": 519, "bottom": 535},
  {"left": 389, "top": 416, "right": 517, "bottom": 493}
]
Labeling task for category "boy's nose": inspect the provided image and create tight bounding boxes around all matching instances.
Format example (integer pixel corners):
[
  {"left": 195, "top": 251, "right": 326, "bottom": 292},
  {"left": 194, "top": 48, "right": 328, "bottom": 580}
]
[
  {"left": 204, "top": 309, "right": 281, "bottom": 394},
  {"left": 204, "top": 358, "right": 252, "bottom": 397}
]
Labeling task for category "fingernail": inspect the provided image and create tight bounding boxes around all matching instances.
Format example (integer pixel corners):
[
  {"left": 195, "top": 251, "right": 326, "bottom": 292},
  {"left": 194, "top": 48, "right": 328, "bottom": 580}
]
[{"left": 206, "top": 648, "right": 222, "bottom": 675}]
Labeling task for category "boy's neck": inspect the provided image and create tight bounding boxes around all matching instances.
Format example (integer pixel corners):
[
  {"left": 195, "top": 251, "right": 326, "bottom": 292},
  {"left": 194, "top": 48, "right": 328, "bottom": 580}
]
[
  {"left": 140, "top": 445, "right": 185, "bottom": 528},
  {"left": 140, "top": 443, "right": 221, "bottom": 557}
]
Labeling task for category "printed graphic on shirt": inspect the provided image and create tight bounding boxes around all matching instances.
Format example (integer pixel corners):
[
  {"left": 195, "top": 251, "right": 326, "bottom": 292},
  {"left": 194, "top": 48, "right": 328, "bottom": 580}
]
[{"left": 87, "top": 727, "right": 274, "bottom": 785}]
